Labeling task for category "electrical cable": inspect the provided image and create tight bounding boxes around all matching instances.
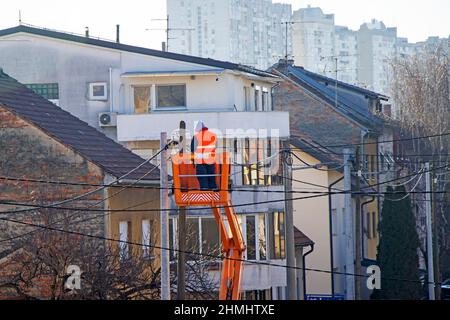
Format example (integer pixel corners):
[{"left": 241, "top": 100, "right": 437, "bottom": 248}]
[{"left": 0, "top": 214, "right": 442, "bottom": 287}]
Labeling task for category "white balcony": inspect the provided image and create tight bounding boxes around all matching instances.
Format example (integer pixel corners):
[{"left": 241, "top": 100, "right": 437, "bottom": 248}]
[{"left": 116, "top": 111, "right": 290, "bottom": 141}]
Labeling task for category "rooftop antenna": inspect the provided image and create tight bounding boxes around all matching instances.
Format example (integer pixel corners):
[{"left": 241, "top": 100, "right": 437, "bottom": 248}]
[
  {"left": 146, "top": 15, "right": 194, "bottom": 52},
  {"left": 19, "top": 10, "right": 22, "bottom": 25}
]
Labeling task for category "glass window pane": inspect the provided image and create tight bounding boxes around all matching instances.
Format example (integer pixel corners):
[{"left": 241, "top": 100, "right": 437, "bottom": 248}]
[
  {"left": 93, "top": 84, "right": 105, "bottom": 97},
  {"left": 279, "top": 212, "right": 285, "bottom": 259},
  {"left": 186, "top": 218, "right": 200, "bottom": 260},
  {"left": 258, "top": 214, "right": 267, "bottom": 260},
  {"left": 133, "top": 87, "right": 151, "bottom": 114},
  {"left": 201, "top": 217, "right": 220, "bottom": 258},
  {"left": 157, "top": 85, "right": 186, "bottom": 108},
  {"left": 246, "top": 216, "right": 256, "bottom": 260},
  {"left": 25, "top": 83, "right": 59, "bottom": 100}
]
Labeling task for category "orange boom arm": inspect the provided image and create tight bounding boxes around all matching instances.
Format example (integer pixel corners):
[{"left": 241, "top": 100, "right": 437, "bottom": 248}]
[{"left": 172, "top": 152, "right": 245, "bottom": 300}]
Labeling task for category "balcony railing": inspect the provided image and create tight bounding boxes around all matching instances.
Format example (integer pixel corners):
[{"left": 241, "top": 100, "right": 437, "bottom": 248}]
[{"left": 116, "top": 110, "right": 290, "bottom": 141}]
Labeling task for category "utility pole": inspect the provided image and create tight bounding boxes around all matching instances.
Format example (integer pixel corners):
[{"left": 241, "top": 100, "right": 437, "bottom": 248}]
[
  {"left": 160, "top": 132, "right": 170, "bottom": 300},
  {"left": 354, "top": 146, "right": 362, "bottom": 300},
  {"left": 343, "top": 148, "right": 355, "bottom": 300},
  {"left": 425, "top": 162, "right": 435, "bottom": 300},
  {"left": 283, "top": 144, "right": 297, "bottom": 300},
  {"left": 176, "top": 121, "right": 187, "bottom": 300},
  {"left": 280, "top": 21, "right": 305, "bottom": 61}
]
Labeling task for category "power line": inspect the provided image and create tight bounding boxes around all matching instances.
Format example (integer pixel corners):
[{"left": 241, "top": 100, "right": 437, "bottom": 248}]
[
  {"left": 0, "top": 145, "right": 168, "bottom": 243},
  {"left": 288, "top": 132, "right": 450, "bottom": 153},
  {"left": 0, "top": 165, "right": 447, "bottom": 215},
  {"left": 0, "top": 214, "right": 441, "bottom": 287},
  {"left": 1, "top": 188, "right": 447, "bottom": 214}
]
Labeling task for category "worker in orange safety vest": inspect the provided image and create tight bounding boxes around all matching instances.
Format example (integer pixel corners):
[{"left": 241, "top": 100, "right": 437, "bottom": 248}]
[{"left": 190, "top": 121, "right": 218, "bottom": 190}]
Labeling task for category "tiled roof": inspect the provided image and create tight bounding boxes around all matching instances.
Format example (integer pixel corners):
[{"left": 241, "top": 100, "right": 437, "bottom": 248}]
[
  {"left": 0, "top": 69, "right": 159, "bottom": 181},
  {"left": 294, "top": 227, "right": 314, "bottom": 247},
  {"left": 290, "top": 132, "right": 343, "bottom": 168},
  {"left": 0, "top": 25, "right": 278, "bottom": 80},
  {"left": 287, "top": 65, "right": 384, "bottom": 130},
  {"left": 297, "top": 67, "right": 389, "bottom": 100}
]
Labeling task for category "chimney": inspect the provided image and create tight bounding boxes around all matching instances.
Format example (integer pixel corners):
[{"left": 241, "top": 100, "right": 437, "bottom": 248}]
[
  {"left": 85, "top": 27, "right": 89, "bottom": 38},
  {"left": 161, "top": 41, "right": 166, "bottom": 52},
  {"left": 277, "top": 58, "right": 294, "bottom": 73},
  {"left": 116, "top": 24, "right": 120, "bottom": 43}
]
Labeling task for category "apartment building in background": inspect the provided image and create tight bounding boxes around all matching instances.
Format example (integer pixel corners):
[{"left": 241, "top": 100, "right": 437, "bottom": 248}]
[
  {"left": 357, "top": 19, "right": 398, "bottom": 96},
  {"left": 291, "top": 6, "right": 335, "bottom": 77},
  {"left": 291, "top": 6, "right": 449, "bottom": 110},
  {"left": 0, "top": 24, "right": 297, "bottom": 299},
  {"left": 167, "top": 0, "right": 292, "bottom": 70}
]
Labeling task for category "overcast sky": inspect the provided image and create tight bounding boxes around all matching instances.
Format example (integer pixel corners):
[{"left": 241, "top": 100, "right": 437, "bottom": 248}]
[{"left": 1, "top": 0, "right": 449, "bottom": 50}]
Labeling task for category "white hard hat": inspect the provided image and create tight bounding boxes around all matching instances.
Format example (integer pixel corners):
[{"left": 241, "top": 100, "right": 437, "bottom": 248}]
[{"left": 195, "top": 121, "right": 207, "bottom": 132}]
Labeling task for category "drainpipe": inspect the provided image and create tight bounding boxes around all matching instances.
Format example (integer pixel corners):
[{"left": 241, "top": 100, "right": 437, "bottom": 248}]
[
  {"left": 270, "top": 81, "right": 281, "bottom": 112},
  {"left": 302, "top": 244, "right": 315, "bottom": 300},
  {"left": 361, "top": 197, "right": 375, "bottom": 260},
  {"left": 328, "top": 175, "right": 344, "bottom": 297},
  {"left": 109, "top": 67, "right": 113, "bottom": 113}
]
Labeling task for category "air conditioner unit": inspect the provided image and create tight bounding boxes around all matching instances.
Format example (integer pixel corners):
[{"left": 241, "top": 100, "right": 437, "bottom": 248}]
[{"left": 98, "top": 112, "right": 117, "bottom": 127}]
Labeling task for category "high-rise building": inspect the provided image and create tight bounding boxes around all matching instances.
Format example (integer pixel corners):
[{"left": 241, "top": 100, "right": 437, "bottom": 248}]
[
  {"left": 291, "top": 6, "right": 335, "bottom": 76},
  {"left": 167, "top": 0, "right": 291, "bottom": 70},
  {"left": 357, "top": 19, "right": 398, "bottom": 96},
  {"left": 335, "top": 26, "right": 359, "bottom": 84}
]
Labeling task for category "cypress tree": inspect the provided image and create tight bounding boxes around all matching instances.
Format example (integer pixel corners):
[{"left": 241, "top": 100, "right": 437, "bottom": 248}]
[{"left": 372, "top": 185, "right": 422, "bottom": 299}]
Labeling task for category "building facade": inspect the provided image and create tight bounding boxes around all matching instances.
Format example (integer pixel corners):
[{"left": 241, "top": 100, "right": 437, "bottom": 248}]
[
  {"left": 270, "top": 60, "right": 394, "bottom": 300},
  {"left": 167, "top": 0, "right": 292, "bottom": 70},
  {"left": 0, "top": 70, "right": 161, "bottom": 299},
  {"left": 291, "top": 6, "right": 335, "bottom": 77},
  {"left": 0, "top": 25, "right": 294, "bottom": 298}
]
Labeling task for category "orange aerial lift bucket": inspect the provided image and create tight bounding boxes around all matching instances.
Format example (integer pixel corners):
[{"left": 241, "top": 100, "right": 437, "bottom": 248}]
[{"left": 172, "top": 152, "right": 245, "bottom": 300}]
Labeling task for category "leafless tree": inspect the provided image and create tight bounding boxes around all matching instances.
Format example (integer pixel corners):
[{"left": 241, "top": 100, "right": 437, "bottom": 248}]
[
  {"left": 0, "top": 207, "right": 220, "bottom": 300},
  {"left": 390, "top": 42, "right": 450, "bottom": 288}
]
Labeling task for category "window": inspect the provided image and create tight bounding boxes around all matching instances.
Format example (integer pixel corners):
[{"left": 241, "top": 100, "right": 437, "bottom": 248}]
[
  {"left": 246, "top": 216, "right": 256, "bottom": 260},
  {"left": 244, "top": 86, "right": 251, "bottom": 111},
  {"left": 254, "top": 88, "right": 260, "bottom": 111},
  {"left": 142, "top": 219, "right": 154, "bottom": 258},
  {"left": 156, "top": 84, "right": 186, "bottom": 108},
  {"left": 186, "top": 218, "right": 200, "bottom": 259},
  {"left": 119, "top": 221, "right": 131, "bottom": 259},
  {"left": 25, "top": 83, "right": 59, "bottom": 100},
  {"left": 133, "top": 86, "right": 151, "bottom": 114},
  {"left": 262, "top": 90, "right": 270, "bottom": 111},
  {"left": 201, "top": 217, "right": 220, "bottom": 257},
  {"left": 258, "top": 214, "right": 267, "bottom": 260},
  {"left": 88, "top": 82, "right": 107, "bottom": 100},
  {"left": 239, "top": 138, "right": 282, "bottom": 186},
  {"left": 269, "top": 211, "right": 285, "bottom": 260}
]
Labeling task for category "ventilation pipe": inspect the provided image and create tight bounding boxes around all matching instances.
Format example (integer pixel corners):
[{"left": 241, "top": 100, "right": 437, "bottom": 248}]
[
  {"left": 116, "top": 24, "right": 120, "bottom": 43},
  {"left": 85, "top": 27, "right": 89, "bottom": 37}
]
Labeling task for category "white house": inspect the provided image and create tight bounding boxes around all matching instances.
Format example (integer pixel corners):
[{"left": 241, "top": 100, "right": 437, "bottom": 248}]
[{"left": 0, "top": 24, "right": 293, "bottom": 299}]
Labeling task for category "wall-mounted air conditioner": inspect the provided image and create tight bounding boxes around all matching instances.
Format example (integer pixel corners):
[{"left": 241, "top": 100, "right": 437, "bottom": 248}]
[{"left": 98, "top": 112, "right": 117, "bottom": 127}]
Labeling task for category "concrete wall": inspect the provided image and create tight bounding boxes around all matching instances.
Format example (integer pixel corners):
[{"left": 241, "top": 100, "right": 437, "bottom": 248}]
[
  {"left": 0, "top": 32, "right": 275, "bottom": 142},
  {"left": 106, "top": 187, "right": 161, "bottom": 266},
  {"left": 291, "top": 150, "right": 332, "bottom": 295}
]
